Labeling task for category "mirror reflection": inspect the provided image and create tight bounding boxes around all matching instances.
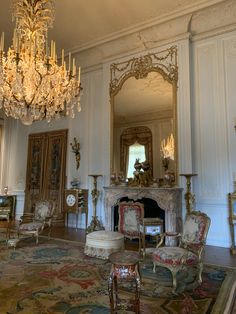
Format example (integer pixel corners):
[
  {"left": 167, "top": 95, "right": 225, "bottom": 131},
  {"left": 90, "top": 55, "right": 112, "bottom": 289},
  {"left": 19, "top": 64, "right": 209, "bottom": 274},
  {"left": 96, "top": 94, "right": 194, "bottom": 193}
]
[{"left": 110, "top": 47, "right": 178, "bottom": 186}]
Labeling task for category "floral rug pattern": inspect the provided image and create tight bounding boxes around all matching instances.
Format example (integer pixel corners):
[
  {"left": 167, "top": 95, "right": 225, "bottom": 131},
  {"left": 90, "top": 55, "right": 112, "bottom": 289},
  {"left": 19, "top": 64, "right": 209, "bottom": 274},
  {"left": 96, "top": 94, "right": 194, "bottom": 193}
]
[{"left": 0, "top": 238, "right": 235, "bottom": 314}]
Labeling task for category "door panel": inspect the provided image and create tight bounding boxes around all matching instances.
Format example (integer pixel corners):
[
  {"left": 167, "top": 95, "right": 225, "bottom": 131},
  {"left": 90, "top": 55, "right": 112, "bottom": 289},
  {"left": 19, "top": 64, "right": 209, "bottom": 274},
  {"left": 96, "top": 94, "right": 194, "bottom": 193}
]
[{"left": 24, "top": 129, "right": 68, "bottom": 225}]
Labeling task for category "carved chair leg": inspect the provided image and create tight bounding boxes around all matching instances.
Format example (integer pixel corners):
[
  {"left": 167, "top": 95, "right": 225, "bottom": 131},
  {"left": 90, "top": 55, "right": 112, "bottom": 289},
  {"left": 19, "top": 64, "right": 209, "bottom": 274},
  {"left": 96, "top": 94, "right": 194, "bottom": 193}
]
[
  {"left": 153, "top": 262, "right": 156, "bottom": 273},
  {"left": 114, "top": 276, "right": 119, "bottom": 309},
  {"left": 135, "top": 266, "right": 141, "bottom": 314},
  {"left": 197, "top": 262, "right": 203, "bottom": 284},
  {"left": 48, "top": 226, "right": 52, "bottom": 239},
  {"left": 108, "top": 272, "right": 115, "bottom": 313},
  {"left": 171, "top": 269, "right": 178, "bottom": 292},
  {"left": 36, "top": 232, "right": 39, "bottom": 245}
]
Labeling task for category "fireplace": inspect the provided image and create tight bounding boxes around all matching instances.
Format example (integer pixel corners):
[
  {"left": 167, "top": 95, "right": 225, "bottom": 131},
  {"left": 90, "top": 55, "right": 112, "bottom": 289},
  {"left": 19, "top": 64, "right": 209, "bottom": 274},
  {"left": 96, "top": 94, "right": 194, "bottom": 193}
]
[{"left": 104, "top": 186, "right": 183, "bottom": 244}]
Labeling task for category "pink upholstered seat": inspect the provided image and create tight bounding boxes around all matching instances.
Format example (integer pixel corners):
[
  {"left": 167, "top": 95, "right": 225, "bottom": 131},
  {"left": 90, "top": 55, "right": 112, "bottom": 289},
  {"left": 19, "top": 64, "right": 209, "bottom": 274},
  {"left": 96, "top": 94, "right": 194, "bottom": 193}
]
[
  {"left": 152, "top": 211, "right": 211, "bottom": 292},
  {"left": 153, "top": 247, "right": 198, "bottom": 266}
]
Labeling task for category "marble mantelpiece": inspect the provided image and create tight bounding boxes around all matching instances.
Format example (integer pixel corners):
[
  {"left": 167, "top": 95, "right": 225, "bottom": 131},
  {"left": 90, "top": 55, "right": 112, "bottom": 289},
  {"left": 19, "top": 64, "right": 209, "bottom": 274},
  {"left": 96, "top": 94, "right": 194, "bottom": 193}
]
[{"left": 104, "top": 186, "right": 183, "bottom": 239}]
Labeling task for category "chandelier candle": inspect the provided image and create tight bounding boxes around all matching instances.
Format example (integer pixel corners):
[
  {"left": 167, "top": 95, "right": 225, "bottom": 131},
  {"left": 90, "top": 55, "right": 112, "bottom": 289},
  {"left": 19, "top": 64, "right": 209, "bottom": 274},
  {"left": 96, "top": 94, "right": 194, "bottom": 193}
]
[{"left": 0, "top": 0, "right": 82, "bottom": 125}]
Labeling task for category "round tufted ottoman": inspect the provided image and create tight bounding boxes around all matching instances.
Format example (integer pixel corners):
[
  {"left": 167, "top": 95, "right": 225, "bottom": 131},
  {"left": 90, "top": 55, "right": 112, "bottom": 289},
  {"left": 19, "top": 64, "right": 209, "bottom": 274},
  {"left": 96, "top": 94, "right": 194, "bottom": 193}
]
[{"left": 84, "top": 230, "right": 124, "bottom": 259}]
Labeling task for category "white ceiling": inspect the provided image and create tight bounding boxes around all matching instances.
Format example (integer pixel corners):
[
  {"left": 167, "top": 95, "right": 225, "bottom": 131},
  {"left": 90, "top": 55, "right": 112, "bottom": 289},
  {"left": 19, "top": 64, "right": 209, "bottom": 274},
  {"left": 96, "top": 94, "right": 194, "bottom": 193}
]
[{"left": 0, "top": 0, "right": 225, "bottom": 52}]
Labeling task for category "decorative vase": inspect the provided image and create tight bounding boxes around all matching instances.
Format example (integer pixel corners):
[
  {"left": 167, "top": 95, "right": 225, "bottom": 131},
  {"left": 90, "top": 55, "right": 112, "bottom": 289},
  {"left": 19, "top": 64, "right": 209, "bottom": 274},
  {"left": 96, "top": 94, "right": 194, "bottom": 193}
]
[{"left": 164, "top": 171, "right": 175, "bottom": 187}]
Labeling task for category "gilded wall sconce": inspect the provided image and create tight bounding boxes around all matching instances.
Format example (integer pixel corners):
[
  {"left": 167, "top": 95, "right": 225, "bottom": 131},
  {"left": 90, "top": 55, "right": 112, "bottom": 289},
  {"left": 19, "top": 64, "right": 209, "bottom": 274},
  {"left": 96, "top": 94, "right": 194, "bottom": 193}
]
[{"left": 70, "top": 137, "right": 80, "bottom": 170}]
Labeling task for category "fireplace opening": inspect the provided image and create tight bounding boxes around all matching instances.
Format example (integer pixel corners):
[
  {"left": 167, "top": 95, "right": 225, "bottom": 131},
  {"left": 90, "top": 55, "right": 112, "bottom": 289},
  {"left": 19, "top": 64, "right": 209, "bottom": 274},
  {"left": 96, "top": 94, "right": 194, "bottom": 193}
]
[{"left": 113, "top": 197, "right": 165, "bottom": 232}]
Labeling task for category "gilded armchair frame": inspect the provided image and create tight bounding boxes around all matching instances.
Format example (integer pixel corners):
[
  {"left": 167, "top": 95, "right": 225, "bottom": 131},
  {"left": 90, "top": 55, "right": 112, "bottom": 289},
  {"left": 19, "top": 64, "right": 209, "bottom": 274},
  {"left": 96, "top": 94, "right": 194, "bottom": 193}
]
[
  {"left": 18, "top": 200, "right": 54, "bottom": 244},
  {"left": 153, "top": 211, "right": 211, "bottom": 292}
]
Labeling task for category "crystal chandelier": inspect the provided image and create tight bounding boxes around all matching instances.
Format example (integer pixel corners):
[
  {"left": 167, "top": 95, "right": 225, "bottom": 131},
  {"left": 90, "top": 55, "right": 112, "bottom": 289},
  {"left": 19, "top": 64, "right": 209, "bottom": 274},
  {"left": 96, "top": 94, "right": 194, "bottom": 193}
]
[{"left": 0, "top": 0, "right": 82, "bottom": 125}]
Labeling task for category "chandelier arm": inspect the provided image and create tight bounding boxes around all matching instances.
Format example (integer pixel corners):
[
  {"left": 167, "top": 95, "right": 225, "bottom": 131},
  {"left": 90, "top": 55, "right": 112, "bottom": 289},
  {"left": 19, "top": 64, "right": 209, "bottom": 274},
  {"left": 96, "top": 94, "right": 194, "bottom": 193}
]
[
  {"left": 27, "top": 67, "right": 44, "bottom": 106},
  {"left": 4, "top": 80, "right": 20, "bottom": 103}
]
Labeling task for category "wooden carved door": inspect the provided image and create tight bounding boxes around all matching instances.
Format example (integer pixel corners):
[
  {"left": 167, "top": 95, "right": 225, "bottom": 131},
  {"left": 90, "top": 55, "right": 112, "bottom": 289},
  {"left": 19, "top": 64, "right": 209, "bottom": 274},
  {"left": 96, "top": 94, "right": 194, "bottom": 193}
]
[{"left": 24, "top": 129, "right": 68, "bottom": 225}]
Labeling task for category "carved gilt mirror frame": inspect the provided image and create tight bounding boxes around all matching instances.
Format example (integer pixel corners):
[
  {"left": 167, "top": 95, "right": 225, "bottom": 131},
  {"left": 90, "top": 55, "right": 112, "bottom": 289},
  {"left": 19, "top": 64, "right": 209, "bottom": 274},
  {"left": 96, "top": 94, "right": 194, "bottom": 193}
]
[{"left": 110, "top": 46, "right": 178, "bottom": 183}]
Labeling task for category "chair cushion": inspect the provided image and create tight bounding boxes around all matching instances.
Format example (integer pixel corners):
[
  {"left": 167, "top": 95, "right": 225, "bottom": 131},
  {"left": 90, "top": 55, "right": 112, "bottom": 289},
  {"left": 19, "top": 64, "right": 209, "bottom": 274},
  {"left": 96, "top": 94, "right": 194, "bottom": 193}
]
[
  {"left": 153, "top": 247, "right": 198, "bottom": 266},
  {"left": 19, "top": 222, "right": 44, "bottom": 231}
]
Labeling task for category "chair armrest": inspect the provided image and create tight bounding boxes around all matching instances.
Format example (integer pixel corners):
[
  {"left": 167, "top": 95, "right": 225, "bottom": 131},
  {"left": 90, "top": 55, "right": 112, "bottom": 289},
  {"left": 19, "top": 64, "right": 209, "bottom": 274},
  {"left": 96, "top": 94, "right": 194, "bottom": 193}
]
[
  {"left": 155, "top": 232, "right": 181, "bottom": 248},
  {"left": 44, "top": 215, "right": 53, "bottom": 226},
  {"left": 165, "top": 232, "right": 181, "bottom": 237},
  {"left": 45, "top": 215, "right": 53, "bottom": 220},
  {"left": 19, "top": 213, "right": 34, "bottom": 223}
]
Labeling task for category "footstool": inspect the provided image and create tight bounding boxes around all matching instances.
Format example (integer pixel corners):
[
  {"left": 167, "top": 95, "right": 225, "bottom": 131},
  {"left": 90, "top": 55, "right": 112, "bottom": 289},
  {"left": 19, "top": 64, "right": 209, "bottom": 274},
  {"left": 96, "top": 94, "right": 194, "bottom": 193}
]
[{"left": 84, "top": 230, "right": 124, "bottom": 259}]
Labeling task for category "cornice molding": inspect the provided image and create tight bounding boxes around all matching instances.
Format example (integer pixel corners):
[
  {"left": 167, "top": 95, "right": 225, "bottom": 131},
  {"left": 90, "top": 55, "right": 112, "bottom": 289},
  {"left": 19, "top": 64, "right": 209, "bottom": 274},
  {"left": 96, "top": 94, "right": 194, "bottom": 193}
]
[
  {"left": 69, "top": 0, "right": 226, "bottom": 55},
  {"left": 73, "top": 0, "right": 234, "bottom": 71},
  {"left": 191, "top": 23, "right": 236, "bottom": 42},
  {"left": 75, "top": 15, "right": 192, "bottom": 70}
]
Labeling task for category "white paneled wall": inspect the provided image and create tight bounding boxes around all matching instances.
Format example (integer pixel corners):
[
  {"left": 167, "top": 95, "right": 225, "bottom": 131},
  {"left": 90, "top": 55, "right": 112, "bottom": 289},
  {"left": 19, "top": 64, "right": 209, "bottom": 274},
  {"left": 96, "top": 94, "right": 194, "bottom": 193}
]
[
  {"left": 192, "top": 30, "right": 236, "bottom": 247},
  {"left": 1, "top": 2, "right": 235, "bottom": 248}
]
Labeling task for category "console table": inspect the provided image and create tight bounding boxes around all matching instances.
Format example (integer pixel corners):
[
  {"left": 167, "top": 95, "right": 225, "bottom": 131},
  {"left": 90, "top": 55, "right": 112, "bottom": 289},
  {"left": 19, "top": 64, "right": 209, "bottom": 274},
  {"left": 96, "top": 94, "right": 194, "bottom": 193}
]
[
  {"left": 104, "top": 186, "right": 183, "bottom": 245},
  {"left": 64, "top": 189, "right": 88, "bottom": 229},
  {"left": 0, "top": 195, "right": 16, "bottom": 221}
]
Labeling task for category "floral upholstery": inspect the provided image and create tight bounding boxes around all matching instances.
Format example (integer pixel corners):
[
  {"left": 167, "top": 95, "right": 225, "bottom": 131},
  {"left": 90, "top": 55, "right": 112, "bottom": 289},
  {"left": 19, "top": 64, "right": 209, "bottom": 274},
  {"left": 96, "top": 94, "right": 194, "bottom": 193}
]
[
  {"left": 34, "top": 200, "right": 54, "bottom": 221},
  {"left": 19, "top": 222, "right": 44, "bottom": 231},
  {"left": 152, "top": 211, "right": 211, "bottom": 292},
  {"left": 118, "top": 201, "right": 144, "bottom": 239},
  {"left": 18, "top": 200, "right": 54, "bottom": 244},
  {"left": 153, "top": 247, "right": 198, "bottom": 266}
]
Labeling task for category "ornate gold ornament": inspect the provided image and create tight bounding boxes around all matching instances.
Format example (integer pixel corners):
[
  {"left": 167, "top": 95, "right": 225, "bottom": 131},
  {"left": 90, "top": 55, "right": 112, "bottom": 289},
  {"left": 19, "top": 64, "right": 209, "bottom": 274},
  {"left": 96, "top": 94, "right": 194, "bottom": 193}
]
[
  {"left": 0, "top": 0, "right": 82, "bottom": 125},
  {"left": 110, "top": 46, "right": 178, "bottom": 97},
  {"left": 180, "top": 173, "right": 198, "bottom": 214},
  {"left": 87, "top": 174, "right": 104, "bottom": 233},
  {"left": 110, "top": 46, "right": 178, "bottom": 186}
]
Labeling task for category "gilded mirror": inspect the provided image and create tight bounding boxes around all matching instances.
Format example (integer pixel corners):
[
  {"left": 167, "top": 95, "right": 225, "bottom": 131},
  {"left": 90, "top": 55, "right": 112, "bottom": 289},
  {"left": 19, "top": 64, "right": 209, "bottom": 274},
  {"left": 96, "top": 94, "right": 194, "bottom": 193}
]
[{"left": 110, "top": 46, "right": 178, "bottom": 185}]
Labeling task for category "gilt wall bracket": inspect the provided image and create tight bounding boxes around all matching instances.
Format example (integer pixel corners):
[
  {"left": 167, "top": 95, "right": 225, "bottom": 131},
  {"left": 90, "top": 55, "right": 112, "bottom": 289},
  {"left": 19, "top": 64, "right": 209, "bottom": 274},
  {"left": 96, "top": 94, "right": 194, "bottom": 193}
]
[{"left": 70, "top": 137, "right": 81, "bottom": 170}]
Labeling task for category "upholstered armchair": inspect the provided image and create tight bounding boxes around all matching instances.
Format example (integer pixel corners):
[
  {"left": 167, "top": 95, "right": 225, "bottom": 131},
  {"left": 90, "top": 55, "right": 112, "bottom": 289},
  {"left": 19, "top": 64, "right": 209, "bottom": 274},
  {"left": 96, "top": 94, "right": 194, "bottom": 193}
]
[
  {"left": 152, "top": 211, "right": 211, "bottom": 292},
  {"left": 18, "top": 200, "right": 54, "bottom": 244},
  {"left": 117, "top": 201, "right": 144, "bottom": 242}
]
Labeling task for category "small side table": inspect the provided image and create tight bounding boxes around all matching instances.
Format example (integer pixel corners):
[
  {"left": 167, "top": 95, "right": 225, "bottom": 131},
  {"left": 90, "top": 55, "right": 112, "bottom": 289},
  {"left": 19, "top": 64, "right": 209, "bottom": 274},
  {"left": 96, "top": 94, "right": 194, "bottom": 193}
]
[
  {"left": 108, "top": 250, "right": 141, "bottom": 314},
  {"left": 139, "top": 217, "right": 163, "bottom": 256}
]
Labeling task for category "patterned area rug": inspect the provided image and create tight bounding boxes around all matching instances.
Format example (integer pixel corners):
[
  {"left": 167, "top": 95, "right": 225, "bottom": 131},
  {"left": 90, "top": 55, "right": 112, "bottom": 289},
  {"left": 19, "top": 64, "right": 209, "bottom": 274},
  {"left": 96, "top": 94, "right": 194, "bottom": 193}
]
[{"left": 0, "top": 238, "right": 235, "bottom": 314}]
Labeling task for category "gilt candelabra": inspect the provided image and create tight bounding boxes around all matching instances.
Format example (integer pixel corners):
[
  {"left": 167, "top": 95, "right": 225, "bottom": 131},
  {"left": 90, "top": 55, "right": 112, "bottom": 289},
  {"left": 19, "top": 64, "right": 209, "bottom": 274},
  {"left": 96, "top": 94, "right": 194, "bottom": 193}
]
[
  {"left": 87, "top": 174, "right": 104, "bottom": 233},
  {"left": 180, "top": 173, "right": 197, "bottom": 214}
]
